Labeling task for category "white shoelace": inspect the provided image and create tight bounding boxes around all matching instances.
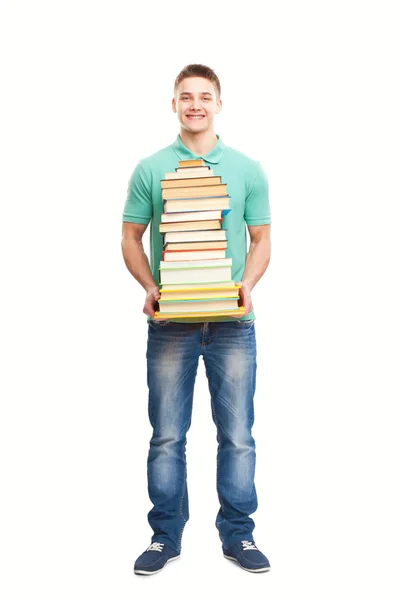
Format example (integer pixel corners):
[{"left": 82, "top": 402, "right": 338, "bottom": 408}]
[
  {"left": 146, "top": 542, "right": 164, "bottom": 552},
  {"left": 241, "top": 541, "right": 258, "bottom": 551}
]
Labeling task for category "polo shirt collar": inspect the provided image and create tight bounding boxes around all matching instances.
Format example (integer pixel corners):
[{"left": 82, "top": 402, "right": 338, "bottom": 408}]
[{"left": 172, "top": 133, "right": 226, "bottom": 164}]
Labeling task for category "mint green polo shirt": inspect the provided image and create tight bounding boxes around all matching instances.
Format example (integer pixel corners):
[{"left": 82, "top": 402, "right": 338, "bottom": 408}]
[{"left": 123, "top": 134, "right": 271, "bottom": 322}]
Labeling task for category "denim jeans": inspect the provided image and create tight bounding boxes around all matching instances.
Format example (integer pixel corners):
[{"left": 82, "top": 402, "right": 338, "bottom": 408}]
[{"left": 145, "top": 319, "right": 258, "bottom": 552}]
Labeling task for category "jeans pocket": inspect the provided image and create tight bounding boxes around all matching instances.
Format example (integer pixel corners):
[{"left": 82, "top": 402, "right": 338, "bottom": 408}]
[
  {"left": 149, "top": 319, "right": 171, "bottom": 328},
  {"left": 236, "top": 319, "right": 255, "bottom": 327}
]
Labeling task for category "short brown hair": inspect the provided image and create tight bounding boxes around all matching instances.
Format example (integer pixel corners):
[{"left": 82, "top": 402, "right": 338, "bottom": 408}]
[{"left": 174, "top": 64, "right": 221, "bottom": 100}]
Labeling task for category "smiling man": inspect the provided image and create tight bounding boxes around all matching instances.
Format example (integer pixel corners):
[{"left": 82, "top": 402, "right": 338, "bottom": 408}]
[{"left": 121, "top": 64, "right": 272, "bottom": 575}]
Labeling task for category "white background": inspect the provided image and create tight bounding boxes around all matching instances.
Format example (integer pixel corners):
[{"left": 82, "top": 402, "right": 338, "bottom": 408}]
[{"left": 1, "top": 0, "right": 399, "bottom": 598}]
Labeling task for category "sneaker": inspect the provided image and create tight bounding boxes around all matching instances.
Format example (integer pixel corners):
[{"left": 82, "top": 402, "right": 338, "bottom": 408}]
[
  {"left": 223, "top": 540, "right": 271, "bottom": 573},
  {"left": 133, "top": 542, "right": 180, "bottom": 575}
]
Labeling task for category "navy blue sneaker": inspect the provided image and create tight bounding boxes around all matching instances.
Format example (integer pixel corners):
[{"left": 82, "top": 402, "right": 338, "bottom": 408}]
[
  {"left": 223, "top": 540, "right": 271, "bottom": 573},
  {"left": 134, "top": 542, "right": 180, "bottom": 575}
]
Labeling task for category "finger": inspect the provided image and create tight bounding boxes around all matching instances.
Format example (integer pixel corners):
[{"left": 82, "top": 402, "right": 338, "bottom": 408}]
[{"left": 143, "top": 303, "right": 155, "bottom": 317}]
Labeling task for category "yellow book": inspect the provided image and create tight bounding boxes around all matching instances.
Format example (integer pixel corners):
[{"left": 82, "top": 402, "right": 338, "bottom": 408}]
[
  {"left": 160, "top": 285, "right": 240, "bottom": 294},
  {"left": 160, "top": 292, "right": 239, "bottom": 301},
  {"left": 153, "top": 307, "right": 245, "bottom": 320}
]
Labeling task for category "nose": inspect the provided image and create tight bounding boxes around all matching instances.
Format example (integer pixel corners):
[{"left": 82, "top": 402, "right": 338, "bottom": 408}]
[{"left": 190, "top": 97, "right": 201, "bottom": 110}]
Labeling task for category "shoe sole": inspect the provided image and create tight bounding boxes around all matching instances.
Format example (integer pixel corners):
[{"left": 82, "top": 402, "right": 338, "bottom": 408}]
[
  {"left": 223, "top": 554, "right": 271, "bottom": 573},
  {"left": 134, "top": 555, "right": 180, "bottom": 575}
]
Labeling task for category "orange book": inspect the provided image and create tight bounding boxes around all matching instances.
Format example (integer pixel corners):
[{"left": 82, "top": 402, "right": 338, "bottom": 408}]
[
  {"left": 162, "top": 184, "right": 227, "bottom": 200},
  {"left": 178, "top": 159, "right": 206, "bottom": 168},
  {"left": 161, "top": 176, "right": 221, "bottom": 189},
  {"left": 164, "top": 241, "right": 228, "bottom": 251}
]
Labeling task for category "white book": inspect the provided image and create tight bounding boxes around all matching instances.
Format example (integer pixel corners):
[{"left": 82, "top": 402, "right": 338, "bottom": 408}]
[
  {"left": 160, "top": 258, "right": 232, "bottom": 270},
  {"left": 161, "top": 281, "right": 236, "bottom": 291},
  {"left": 159, "top": 289, "right": 239, "bottom": 300},
  {"left": 164, "top": 197, "right": 230, "bottom": 213},
  {"left": 161, "top": 210, "right": 222, "bottom": 223},
  {"left": 165, "top": 168, "right": 214, "bottom": 179},
  {"left": 164, "top": 229, "right": 227, "bottom": 243},
  {"left": 163, "top": 249, "right": 226, "bottom": 262},
  {"left": 160, "top": 266, "right": 232, "bottom": 285},
  {"left": 158, "top": 298, "right": 239, "bottom": 313}
]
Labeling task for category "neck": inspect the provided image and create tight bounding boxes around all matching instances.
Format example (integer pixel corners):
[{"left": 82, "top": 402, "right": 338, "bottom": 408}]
[{"left": 179, "top": 128, "right": 218, "bottom": 156}]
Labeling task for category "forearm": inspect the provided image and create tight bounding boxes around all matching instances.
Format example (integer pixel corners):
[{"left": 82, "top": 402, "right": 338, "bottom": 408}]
[
  {"left": 241, "top": 238, "right": 271, "bottom": 291},
  {"left": 121, "top": 238, "right": 157, "bottom": 292}
]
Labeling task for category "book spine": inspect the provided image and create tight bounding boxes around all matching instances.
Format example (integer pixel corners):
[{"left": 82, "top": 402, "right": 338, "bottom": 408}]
[
  {"left": 159, "top": 296, "right": 239, "bottom": 303},
  {"left": 161, "top": 176, "right": 221, "bottom": 187},
  {"left": 162, "top": 187, "right": 228, "bottom": 200},
  {"left": 159, "top": 264, "right": 231, "bottom": 271}
]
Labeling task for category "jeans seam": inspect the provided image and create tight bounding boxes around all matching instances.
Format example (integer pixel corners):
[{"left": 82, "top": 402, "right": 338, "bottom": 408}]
[
  {"left": 201, "top": 322, "right": 207, "bottom": 347},
  {"left": 210, "top": 392, "right": 226, "bottom": 520},
  {"left": 177, "top": 459, "right": 187, "bottom": 549}
]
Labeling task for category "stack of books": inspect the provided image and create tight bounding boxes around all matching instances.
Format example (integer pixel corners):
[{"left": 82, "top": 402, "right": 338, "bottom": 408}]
[{"left": 153, "top": 159, "right": 244, "bottom": 320}]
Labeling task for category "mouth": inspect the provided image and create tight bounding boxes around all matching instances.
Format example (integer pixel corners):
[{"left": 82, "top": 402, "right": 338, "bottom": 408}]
[{"left": 186, "top": 115, "right": 205, "bottom": 120}]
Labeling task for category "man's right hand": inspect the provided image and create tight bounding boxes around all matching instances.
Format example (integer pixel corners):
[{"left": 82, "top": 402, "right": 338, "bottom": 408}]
[{"left": 143, "top": 286, "right": 161, "bottom": 318}]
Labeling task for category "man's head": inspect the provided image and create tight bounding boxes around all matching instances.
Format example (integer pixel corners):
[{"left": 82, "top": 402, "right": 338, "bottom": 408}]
[{"left": 172, "top": 64, "right": 222, "bottom": 134}]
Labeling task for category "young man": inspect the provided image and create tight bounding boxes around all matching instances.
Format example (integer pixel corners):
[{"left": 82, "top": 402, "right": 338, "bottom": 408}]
[{"left": 121, "top": 64, "right": 272, "bottom": 575}]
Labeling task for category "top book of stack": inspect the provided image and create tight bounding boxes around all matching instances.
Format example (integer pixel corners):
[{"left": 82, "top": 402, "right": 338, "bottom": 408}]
[{"left": 163, "top": 159, "right": 214, "bottom": 180}]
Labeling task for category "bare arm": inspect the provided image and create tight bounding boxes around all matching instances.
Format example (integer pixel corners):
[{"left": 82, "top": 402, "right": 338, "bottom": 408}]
[
  {"left": 121, "top": 222, "right": 160, "bottom": 317},
  {"left": 237, "top": 224, "right": 271, "bottom": 315}
]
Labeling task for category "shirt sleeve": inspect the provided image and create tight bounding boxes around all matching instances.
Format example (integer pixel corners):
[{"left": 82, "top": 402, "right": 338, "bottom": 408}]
[
  {"left": 244, "top": 161, "right": 272, "bottom": 226},
  {"left": 122, "top": 161, "right": 152, "bottom": 224}
]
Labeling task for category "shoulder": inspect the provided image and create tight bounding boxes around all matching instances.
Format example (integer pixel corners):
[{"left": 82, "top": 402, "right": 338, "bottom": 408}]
[
  {"left": 129, "top": 143, "right": 174, "bottom": 187},
  {"left": 222, "top": 143, "right": 265, "bottom": 193},
  {"left": 222, "top": 143, "right": 261, "bottom": 177},
  {"left": 139, "top": 143, "right": 175, "bottom": 170}
]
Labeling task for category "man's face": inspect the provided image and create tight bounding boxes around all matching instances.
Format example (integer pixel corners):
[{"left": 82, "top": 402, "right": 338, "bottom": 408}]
[{"left": 172, "top": 77, "right": 222, "bottom": 133}]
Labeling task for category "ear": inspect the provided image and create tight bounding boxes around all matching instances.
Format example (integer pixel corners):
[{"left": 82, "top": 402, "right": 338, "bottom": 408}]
[
  {"left": 216, "top": 99, "right": 222, "bottom": 114},
  {"left": 172, "top": 97, "right": 176, "bottom": 113}
]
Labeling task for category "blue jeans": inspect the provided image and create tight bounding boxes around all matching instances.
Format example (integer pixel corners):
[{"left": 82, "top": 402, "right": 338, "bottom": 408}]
[{"left": 145, "top": 319, "right": 258, "bottom": 552}]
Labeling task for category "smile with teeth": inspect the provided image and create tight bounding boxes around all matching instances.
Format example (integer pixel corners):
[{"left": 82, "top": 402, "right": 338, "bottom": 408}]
[{"left": 187, "top": 115, "right": 205, "bottom": 119}]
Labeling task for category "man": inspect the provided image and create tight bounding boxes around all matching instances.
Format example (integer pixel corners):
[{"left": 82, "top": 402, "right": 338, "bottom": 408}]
[{"left": 121, "top": 64, "right": 272, "bottom": 575}]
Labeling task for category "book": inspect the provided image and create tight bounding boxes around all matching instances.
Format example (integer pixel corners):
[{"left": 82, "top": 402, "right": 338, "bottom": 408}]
[
  {"left": 164, "top": 229, "right": 227, "bottom": 243},
  {"left": 165, "top": 167, "right": 214, "bottom": 179},
  {"left": 161, "top": 210, "right": 226, "bottom": 223},
  {"left": 162, "top": 184, "right": 227, "bottom": 200},
  {"left": 153, "top": 307, "right": 245, "bottom": 319},
  {"left": 159, "top": 265, "right": 233, "bottom": 285},
  {"left": 158, "top": 298, "right": 240, "bottom": 314},
  {"left": 160, "top": 285, "right": 240, "bottom": 301},
  {"left": 178, "top": 159, "right": 206, "bottom": 167},
  {"left": 164, "top": 197, "right": 230, "bottom": 214},
  {"left": 160, "top": 258, "right": 232, "bottom": 269},
  {"left": 161, "top": 281, "right": 236, "bottom": 291},
  {"left": 159, "top": 220, "right": 222, "bottom": 233},
  {"left": 161, "top": 176, "right": 221, "bottom": 189},
  {"left": 164, "top": 240, "right": 228, "bottom": 251},
  {"left": 161, "top": 249, "right": 226, "bottom": 262},
  {"left": 160, "top": 290, "right": 239, "bottom": 301}
]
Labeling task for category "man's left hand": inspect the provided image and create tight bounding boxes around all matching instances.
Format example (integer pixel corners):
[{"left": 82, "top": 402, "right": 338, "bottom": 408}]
[{"left": 236, "top": 281, "right": 253, "bottom": 316}]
